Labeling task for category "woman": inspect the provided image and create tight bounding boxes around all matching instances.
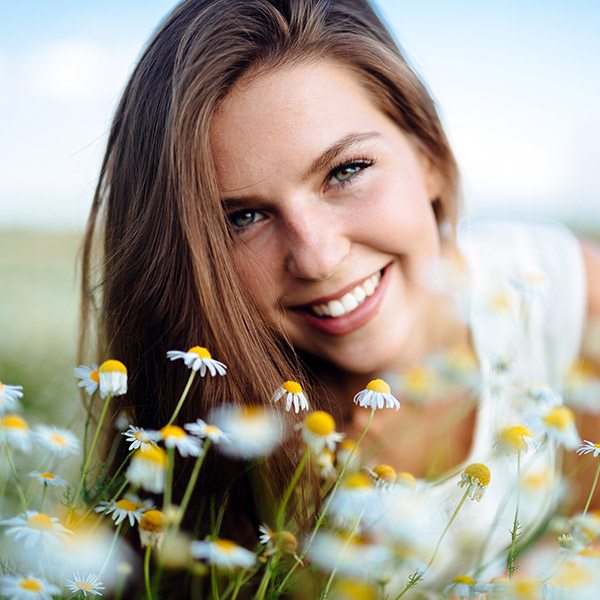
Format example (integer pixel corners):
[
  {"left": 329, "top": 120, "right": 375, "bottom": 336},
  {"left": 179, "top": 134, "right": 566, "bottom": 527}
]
[{"left": 81, "top": 0, "right": 600, "bottom": 593}]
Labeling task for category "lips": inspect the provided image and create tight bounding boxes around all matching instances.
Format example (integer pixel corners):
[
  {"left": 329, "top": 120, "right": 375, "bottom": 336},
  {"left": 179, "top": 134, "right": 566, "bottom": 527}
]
[{"left": 291, "top": 264, "right": 391, "bottom": 336}]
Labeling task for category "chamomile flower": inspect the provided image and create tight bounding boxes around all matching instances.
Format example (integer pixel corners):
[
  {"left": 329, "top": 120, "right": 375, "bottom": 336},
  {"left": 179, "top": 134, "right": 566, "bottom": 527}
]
[
  {"left": 494, "top": 425, "right": 538, "bottom": 455},
  {"left": 125, "top": 446, "right": 167, "bottom": 493},
  {"left": 0, "top": 574, "right": 60, "bottom": 600},
  {"left": 65, "top": 573, "right": 104, "bottom": 597},
  {"left": 138, "top": 509, "right": 165, "bottom": 550},
  {"left": 28, "top": 471, "right": 67, "bottom": 487},
  {"left": 34, "top": 425, "right": 80, "bottom": 458},
  {"left": 577, "top": 440, "right": 600, "bottom": 458},
  {"left": 328, "top": 472, "right": 379, "bottom": 530},
  {"left": 459, "top": 463, "right": 491, "bottom": 502},
  {"left": 166, "top": 346, "right": 227, "bottom": 376},
  {"left": 541, "top": 406, "right": 581, "bottom": 449},
  {"left": 0, "top": 413, "right": 31, "bottom": 452},
  {"left": 315, "top": 448, "right": 336, "bottom": 479},
  {"left": 298, "top": 411, "right": 344, "bottom": 454},
  {"left": 158, "top": 425, "right": 203, "bottom": 457},
  {"left": 184, "top": 419, "right": 231, "bottom": 444},
  {"left": 271, "top": 381, "right": 309, "bottom": 413},
  {"left": 74, "top": 364, "right": 99, "bottom": 395},
  {"left": 95, "top": 495, "right": 153, "bottom": 527},
  {"left": 443, "top": 575, "right": 486, "bottom": 600},
  {"left": 337, "top": 439, "right": 361, "bottom": 472},
  {"left": 98, "top": 360, "right": 128, "bottom": 398},
  {"left": 366, "top": 464, "right": 397, "bottom": 488},
  {"left": 353, "top": 379, "right": 400, "bottom": 411},
  {"left": 1, "top": 510, "right": 71, "bottom": 550},
  {"left": 121, "top": 425, "right": 157, "bottom": 452},
  {"left": 190, "top": 538, "right": 257, "bottom": 570},
  {"left": 396, "top": 472, "right": 417, "bottom": 490},
  {"left": 258, "top": 524, "right": 301, "bottom": 561},
  {"left": 0, "top": 380, "right": 23, "bottom": 413},
  {"left": 210, "top": 404, "right": 283, "bottom": 459}
]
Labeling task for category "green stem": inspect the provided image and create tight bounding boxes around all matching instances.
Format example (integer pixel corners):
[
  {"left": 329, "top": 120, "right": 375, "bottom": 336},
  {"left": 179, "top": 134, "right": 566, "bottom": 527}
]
[
  {"left": 276, "top": 447, "right": 310, "bottom": 531},
  {"left": 41, "top": 482, "right": 47, "bottom": 512},
  {"left": 276, "top": 408, "right": 376, "bottom": 596},
  {"left": 3, "top": 437, "right": 28, "bottom": 511},
  {"left": 167, "top": 370, "right": 196, "bottom": 426},
  {"left": 82, "top": 391, "right": 97, "bottom": 477},
  {"left": 179, "top": 439, "right": 211, "bottom": 521},
  {"left": 211, "top": 564, "right": 219, "bottom": 600},
  {"left": 99, "top": 521, "right": 124, "bottom": 576},
  {"left": 73, "top": 392, "right": 112, "bottom": 509},
  {"left": 254, "top": 559, "right": 274, "bottom": 600},
  {"left": 582, "top": 459, "right": 600, "bottom": 516},
  {"left": 508, "top": 450, "right": 522, "bottom": 579},
  {"left": 163, "top": 446, "right": 175, "bottom": 510},
  {"left": 144, "top": 545, "right": 153, "bottom": 600}
]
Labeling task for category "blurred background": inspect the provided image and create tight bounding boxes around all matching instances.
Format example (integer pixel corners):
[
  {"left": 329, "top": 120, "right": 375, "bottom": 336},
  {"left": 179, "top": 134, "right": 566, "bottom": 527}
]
[{"left": 1, "top": 0, "right": 599, "bottom": 423}]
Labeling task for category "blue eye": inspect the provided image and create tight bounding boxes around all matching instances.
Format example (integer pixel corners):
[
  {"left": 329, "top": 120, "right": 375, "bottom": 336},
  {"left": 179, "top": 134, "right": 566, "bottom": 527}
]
[
  {"left": 332, "top": 165, "right": 360, "bottom": 182},
  {"left": 228, "top": 210, "right": 262, "bottom": 229},
  {"left": 327, "top": 159, "right": 374, "bottom": 188}
]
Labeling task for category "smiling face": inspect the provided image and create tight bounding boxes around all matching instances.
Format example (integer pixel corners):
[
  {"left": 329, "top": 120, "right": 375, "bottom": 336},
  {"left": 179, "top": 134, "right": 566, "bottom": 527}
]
[{"left": 210, "top": 60, "right": 443, "bottom": 375}]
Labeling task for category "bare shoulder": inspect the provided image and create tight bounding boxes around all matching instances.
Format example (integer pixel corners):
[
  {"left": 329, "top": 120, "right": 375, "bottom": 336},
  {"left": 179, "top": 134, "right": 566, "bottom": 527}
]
[{"left": 579, "top": 238, "right": 600, "bottom": 316}]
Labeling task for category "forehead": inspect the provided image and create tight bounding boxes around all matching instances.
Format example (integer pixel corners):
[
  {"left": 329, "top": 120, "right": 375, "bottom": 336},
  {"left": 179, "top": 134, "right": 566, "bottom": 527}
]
[{"left": 209, "top": 61, "right": 390, "bottom": 194}]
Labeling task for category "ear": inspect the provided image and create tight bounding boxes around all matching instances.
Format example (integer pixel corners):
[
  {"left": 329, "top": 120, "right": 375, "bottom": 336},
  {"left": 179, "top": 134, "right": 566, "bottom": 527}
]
[{"left": 417, "top": 150, "right": 443, "bottom": 204}]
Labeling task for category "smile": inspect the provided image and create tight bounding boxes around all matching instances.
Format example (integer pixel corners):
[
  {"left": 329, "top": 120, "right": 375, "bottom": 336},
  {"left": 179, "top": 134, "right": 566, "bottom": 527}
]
[
  {"left": 291, "top": 264, "right": 391, "bottom": 337},
  {"left": 309, "top": 271, "right": 382, "bottom": 318}
]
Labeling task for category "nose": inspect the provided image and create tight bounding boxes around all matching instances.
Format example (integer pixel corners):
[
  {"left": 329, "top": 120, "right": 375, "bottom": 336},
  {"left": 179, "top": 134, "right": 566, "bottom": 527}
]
[{"left": 283, "top": 206, "right": 351, "bottom": 281}]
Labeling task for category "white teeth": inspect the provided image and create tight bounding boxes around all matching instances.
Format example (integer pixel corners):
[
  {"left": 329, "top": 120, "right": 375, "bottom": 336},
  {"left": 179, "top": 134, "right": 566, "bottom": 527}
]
[{"left": 309, "top": 271, "right": 383, "bottom": 318}]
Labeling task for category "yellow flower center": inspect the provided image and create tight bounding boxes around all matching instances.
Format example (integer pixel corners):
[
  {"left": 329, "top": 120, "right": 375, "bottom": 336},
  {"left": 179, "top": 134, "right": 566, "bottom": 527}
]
[
  {"left": 160, "top": 425, "right": 186, "bottom": 439},
  {"left": 512, "top": 580, "right": 539, "bottom": 597},
  {"left": 490, "top": 292, "right": 511, "bottom": 311},
  {"left": 579, "top": 548, "right": 600, "bottom": 559},
  {"left": 282, "top": 380, "right": 302, "bottom": 394},
  {"left": 40, "top": 473, "right": 55, "bottom": 480},
  {"left": 76, "top": 582, "right": 94, "bottom": 592},
  {"left": 405, "top": 367, "right": 435, "bottom": 393},
  {"left": 305, "top": 411, "right": 335, "bottom": 436},
  {"left": 215, "top": 539, "right": 238, "bottom": 554},
  {"left": 90, "top": 369, "right": 100, "bottom": 383},
  {"left": 2, "top": 414, "right": 28, "bottom": 430},
  {"left": 135, "top": 445, "right": 168, "bottom": 467},
  {"left": 453, "top": 575, "right": 474, "bottom": 585},
  {"left": 116, "top": 499, "right": 138, "bottom": 512},
  {"left": 396, "top": 472, "right": 417, "bottom": 489},
  {"left": 595, "top": 443, "right": 600, "bottom": 449},
  {"left": 51, "top": 433, "right": 66, "bottom": 446},
  {"left": 543, "top": 406, "right": 574, "bottom": 430},
  {"left": 373, "top": 464, "right": 397, "bottom": 483},
  {"left": 0, "top": 381, "right": 4, "bottom": 390},
  {"left": 557, "top": 562, "right": 593, "bottom": 586},
  {"left": 19, "top": 578, "right": 43, "bottom": 592},
  {"left": 500, "top": 426, "right": 533, "bottom": 451},
  {"left": 188, "top": 346, "right": 212, "bottom": 359},
  {"left": 342, "top": 472, "right": 372, "bottom": 489},
  {"left": 464, "top": 463, "right": 491, "bottom": 487},
  {"left": 139, "top": 509, "right": 164, "bottom": 532},
  {"left": 27, "top": 513, "right": 54, "bottom": 531},
  {"left": 365, "top": 379, "right": 391, "bottom": 394},
  {"left": 99, "top": 359, "right": 127, "bottom": 374},
  {"left": 205, "top": 425, "right": 220, "bottom": 436}
]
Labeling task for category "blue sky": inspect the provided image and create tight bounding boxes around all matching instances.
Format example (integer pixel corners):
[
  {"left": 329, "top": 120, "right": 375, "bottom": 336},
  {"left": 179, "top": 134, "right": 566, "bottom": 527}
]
[{"left": 1, "top": 0, "right": 598, "bottom": 229}]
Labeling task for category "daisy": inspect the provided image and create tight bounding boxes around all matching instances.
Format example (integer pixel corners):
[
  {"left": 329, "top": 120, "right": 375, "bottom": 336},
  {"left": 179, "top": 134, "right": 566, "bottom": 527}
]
[
  {"left": 74, "top": 364, "right": 99, "bottom": 395},
  {"left": 190, "top": 538, "right": 257, "bottom": 570},
  {"left": 0, "top": 574, "right": 60, "bottom": 600},
  {"left": 297, "top": 411, "right": 344, "bottom": 454},
  {"left": 494, "top": 425, "right": 539, "bottom": 455},
  {"left": 271, "top": 381, "right": 309, "bottom": 413},
  {"left": 353, "top": 379, "right": 400, "bottom": 411},
  {"left": 336, "top": 439, "right": 361, "bottom": 472},
  {"left": 315, "top": 448, "right": 336, "bottom": 479},
  {"left": 34, "top": 424, "right": 80, "bottom": 458},
  {"left": 210, "top": 404, "right": 284, "bottom": 459},
  {"left": 524, "top": 381, "right": 563, "bottom": 409},
  {"left": 541, "top": 406, "right": 581, "bottom": 450},
  {"left": 458, "top": 463, "right": 491, "bottom": 502},
  {"left": 27, "top": 471, "right": 67, "bottom": 487},
  {"left": 0, "top": 380, "right": 23, "bottom": 414},
  {"left": 65, "top": 573, "right": 104, "bottom": 597},
  {"left": 258, "top": 524, "right": 301, "bottom": 561},
  {"left": 158, "top": 424, "right": 203, "bottom": 457},
  {"left": 366, "top": 464, "right": 397, "bottom": 487},
  {"left": 166, "top": 346, "right": 227, "bottom": 376},
  {"left": 185, "top": 419, "right": 231, "bottom": 444},
  {"left": 114, "top": 408, "right": 134, "bottom": 431},
  {"left": 122, "top": 425, "right": 157, "bottom": 452},
  {"left": 95, "top": 495, "right": 153, "bottom": 526},
  {"left": 125, "top": 446, "right": 167, "bottom": 493},
  {"left": 138, "top": 509, "right": 165, "bottom": 550},
  {"left": 443, "top": 575, "right": 486, "bottom": 600},
  {"left": 328, "top": 472, "right": 380, "bottom": 530},
  {"left": 0, "top": 413, "right": 32, "bottom": 452},
  {"left": 396, "top": 471, "right": 417, "bottom": 490},
  {"left": 577, "top": 440, "right": 600, "bottom": 458},
  {"left": 98, "top": 359, "right": 128, "bottom": 398},
  {"left": 1, "top": 510, "right": 71, "bottom": 550}
]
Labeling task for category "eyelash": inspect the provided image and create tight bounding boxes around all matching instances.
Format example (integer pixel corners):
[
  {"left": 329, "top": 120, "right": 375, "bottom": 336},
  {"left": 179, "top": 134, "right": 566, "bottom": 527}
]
[{"left": 226, "top": 156, "right": 375, "bottom": 231}]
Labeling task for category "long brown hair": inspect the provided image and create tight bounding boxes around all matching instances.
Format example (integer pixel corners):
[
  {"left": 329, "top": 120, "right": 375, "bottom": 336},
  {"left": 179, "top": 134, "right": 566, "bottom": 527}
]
[{"left": 80, "top": 0, "right": 459, "bottom": 542}]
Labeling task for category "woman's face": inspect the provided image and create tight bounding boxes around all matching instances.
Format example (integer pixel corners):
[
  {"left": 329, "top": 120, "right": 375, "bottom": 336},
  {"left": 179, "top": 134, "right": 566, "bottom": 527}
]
[{"left": 210, "top": 61, "right": 442, "bottom": 375}]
